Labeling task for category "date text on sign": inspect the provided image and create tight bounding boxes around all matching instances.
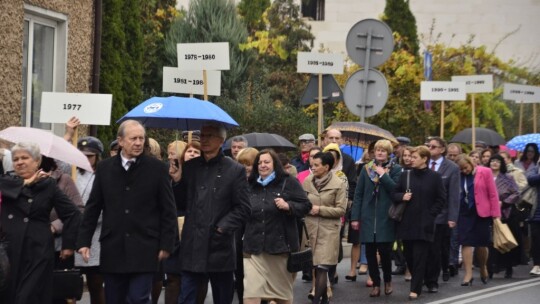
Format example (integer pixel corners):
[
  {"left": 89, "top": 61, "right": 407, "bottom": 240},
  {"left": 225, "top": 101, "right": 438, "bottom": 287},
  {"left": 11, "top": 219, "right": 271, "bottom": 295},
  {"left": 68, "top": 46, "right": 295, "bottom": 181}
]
[
  {"left": 163, "top": 67, "right": 221, "bottom": 96},
  {"left": 421, "top": 81, "right": 466, "bottom": 101},
  {"left": 297, "top": 52, "right": 344, "bottom": 75},
  {"left": 177, "top": 42, "right": 230, "bottom": 70},
  {"left": 40, "top": 92, "right": 112, "bottom": 125}
]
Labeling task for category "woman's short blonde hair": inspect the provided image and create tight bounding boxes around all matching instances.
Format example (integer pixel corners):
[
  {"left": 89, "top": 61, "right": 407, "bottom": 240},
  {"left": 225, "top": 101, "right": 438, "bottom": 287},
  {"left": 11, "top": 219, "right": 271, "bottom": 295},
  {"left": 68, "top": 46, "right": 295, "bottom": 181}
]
[
  {"left": 168, "top": 140, "right": 187, "bottom": 157},
  {"left": 147, "top": 138, "right": 162, "bottom": 160},
  {"left": 374, "top": 139, "right": 393, "bottom": 155},
  {"left": 456, "top": 154, "right": 475, "bottom": 168},
  {"left": 411, "top": 145, "right": 431, "bottom": 164},
  {"left": 236, "top": 147, "right": 259, "bottom": 166}
]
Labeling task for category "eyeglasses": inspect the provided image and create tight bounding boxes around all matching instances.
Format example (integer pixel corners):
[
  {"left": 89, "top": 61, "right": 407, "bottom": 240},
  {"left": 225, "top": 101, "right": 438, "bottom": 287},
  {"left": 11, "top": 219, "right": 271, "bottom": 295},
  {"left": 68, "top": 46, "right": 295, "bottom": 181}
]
[
  {"left": 300, "top": 140, "right": 315, "bottom": 144},
  {"left": 490, "top": 159, "right": 501, "bottom": 164},
  {"left": 427, "top": 145, "right": 441, "bottom": 149},
  {"left": 200, "top": 133, "right": 219, "bottom": 139}
]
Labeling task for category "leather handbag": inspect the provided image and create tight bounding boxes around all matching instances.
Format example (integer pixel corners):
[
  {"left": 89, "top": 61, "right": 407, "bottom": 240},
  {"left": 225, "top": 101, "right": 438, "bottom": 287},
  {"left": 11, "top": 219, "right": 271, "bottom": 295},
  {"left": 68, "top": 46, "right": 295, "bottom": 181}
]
[
  {"left": 388, "top": 170, "right": 410, "bottom": 222},
  {"left": 286, "top": 220, "right": 313, "bottom": 273},
  {"left": 52, "top": 268, "right": 84, "bottom": 300}
]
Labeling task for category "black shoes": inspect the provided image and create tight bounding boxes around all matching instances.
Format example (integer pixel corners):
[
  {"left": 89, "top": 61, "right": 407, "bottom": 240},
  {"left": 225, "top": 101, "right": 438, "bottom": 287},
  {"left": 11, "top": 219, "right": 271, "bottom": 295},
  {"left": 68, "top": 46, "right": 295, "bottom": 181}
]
[
  {"left": 442, "top": 272, "right": 450, "bottom": 282},
  {"left": 392, "top": 266, "right": 406, "bottom": 275},
  {"left": 504, "top": 268, "right": 513, "bottom": 279},
  {"left": 345, "top": 275, "right": 357, "bottom": 282},
  {"left": 461, "top": 278, "right": 474, "bottom": 286},
  {"left": 302, "top": 272, "right": 312, "bottom": 282},
  {"left": 427, "top": 286, "right": 438, "bottom": 293},
  {"left": 449, "top": 265, "right": 459, "bottom": 277}
]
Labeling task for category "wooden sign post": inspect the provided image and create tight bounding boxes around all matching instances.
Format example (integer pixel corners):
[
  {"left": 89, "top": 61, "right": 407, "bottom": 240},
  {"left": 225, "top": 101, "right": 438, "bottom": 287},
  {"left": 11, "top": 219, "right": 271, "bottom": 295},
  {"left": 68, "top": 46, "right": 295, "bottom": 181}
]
[
  {"left": 452, "top": 75, "right": 494, "bottom": 149},
  {"left": 297, "top": 52, "right": 344, "bottom": 144},
  {"left": 420, "top": 81, "right": 466, "bottom": 138}
]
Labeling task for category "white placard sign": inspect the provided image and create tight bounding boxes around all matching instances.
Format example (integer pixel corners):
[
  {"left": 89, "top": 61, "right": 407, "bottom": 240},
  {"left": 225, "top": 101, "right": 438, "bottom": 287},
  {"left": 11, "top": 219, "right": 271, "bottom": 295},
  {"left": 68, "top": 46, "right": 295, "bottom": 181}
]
[
  {"left": 297, "top": 52, "right": 344, "bottom": 74},
  {"left": 162, "top": 67, "right": 221, "bottom": 96},
  {"left": 420, "top": 81, "right": 466, "bottom": 101},
  {"left": 503, "top": 83, "right": 540, "bottom": 103},
  {"left": 40, "top": 92, "right": 112, "bottom": 125},
  {"left": 177, "top": 42, "right": 230, "bottom": 71},
  {"left": 451, "top": 74, "right": 493, "bottom": 93}
]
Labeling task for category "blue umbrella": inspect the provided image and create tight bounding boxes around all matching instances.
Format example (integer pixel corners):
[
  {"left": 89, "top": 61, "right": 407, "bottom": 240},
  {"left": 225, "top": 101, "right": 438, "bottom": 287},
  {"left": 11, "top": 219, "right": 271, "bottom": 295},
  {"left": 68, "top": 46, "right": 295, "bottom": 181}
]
[
  {"left": 117, "top": 96, "right": 239, "bottom": 130},
  {"left": 506, "top": 133, "right": 540, "bottom": 152},
  {"left": 340, "top": 144, "right": 364, "bottom": 162}
]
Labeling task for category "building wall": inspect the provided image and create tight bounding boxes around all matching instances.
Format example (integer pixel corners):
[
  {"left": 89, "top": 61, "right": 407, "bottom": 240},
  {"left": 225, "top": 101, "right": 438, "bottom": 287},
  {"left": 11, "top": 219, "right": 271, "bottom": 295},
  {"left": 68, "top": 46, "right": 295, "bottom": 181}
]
[
  {"left": 0, "top": 0, "right": 95, "bottom": 130},
  {"left": 176, "top": 0, "right": 540, "bottom": 70}
]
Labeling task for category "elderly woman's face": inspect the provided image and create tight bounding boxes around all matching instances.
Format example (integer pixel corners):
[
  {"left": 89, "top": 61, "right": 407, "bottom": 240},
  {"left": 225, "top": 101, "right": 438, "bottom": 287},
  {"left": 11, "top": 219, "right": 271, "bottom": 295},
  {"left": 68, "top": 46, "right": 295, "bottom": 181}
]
[
  {"left": 374, "top": 147, "right": 389, "bottom": 163},
  {"left": 258, "top": 153, "right": 274, "bottom": 179},
  {"left": 13, "top": 150, "right": 39, "bottom": 179}
]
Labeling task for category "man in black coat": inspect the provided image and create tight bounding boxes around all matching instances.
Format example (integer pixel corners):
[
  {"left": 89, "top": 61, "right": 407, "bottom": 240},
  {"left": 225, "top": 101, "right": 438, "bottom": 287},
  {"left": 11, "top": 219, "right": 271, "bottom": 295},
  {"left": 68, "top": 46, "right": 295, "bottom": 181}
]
[
  {"left": 172, "top": 124, "right": 251, "bottom": 304},
  {"left": 77, "top": 120, "right": 177, "bottom": 304},
  {"left": 424, "top": 137, "right": 461, "bottom": 292}
]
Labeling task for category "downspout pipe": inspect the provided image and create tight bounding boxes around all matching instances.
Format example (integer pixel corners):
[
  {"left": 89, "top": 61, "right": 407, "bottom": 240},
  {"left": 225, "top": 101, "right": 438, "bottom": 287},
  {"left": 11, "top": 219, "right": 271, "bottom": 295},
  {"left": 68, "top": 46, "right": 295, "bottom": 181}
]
[{"left": 90, "top": 0, "right": 102, "bottom": 137}]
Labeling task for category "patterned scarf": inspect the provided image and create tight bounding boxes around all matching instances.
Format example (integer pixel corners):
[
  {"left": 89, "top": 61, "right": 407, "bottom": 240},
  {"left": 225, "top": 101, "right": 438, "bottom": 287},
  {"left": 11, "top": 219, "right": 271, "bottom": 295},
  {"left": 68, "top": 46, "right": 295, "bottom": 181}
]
[{"left": 313, "top": 172, "right": 332, "bottom": 192}]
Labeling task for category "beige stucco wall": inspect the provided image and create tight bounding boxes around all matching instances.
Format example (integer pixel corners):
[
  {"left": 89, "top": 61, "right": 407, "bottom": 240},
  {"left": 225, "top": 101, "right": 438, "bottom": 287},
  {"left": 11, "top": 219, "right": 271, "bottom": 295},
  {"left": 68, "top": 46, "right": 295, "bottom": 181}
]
[{"left": 0, "top": 0, "right": 95, "bottom": 130}]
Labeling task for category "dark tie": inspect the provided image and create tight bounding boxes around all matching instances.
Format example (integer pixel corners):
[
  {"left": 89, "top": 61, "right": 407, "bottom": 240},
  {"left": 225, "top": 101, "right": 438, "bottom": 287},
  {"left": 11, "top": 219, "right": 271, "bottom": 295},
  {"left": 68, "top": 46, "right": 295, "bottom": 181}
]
[
  {"left": 125, "top": 160, "right": 134, "bottom": 171},
  {"left": 431, "top": 161, "right": 437, "bottom": 171}
]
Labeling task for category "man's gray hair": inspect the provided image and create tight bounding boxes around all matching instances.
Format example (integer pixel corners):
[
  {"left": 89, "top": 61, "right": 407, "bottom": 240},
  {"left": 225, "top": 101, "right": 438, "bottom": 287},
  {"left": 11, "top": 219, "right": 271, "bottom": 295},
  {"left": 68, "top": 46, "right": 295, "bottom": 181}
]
[
  {"left": 11, "top": 142, "right": 41, "bottom": 162},
  {"left": 117, "top": 120, "right": 146, "bottom": 138},
  {"left": 204, "top": 124, "right": 227, "bottom": 140},
  {"left": 231, "top": 135, "right": 248, "bottom": 146}
]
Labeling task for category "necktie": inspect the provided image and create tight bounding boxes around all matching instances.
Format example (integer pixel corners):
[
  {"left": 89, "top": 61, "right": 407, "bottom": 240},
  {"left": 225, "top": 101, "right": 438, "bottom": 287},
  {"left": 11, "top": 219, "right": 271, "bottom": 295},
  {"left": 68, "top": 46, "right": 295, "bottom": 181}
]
[
  {"left": 431, "top": 161, "right": 437, "bottom": 171},
  {"left": 125, "top": 160, "right": 134, "bottom": 171}
]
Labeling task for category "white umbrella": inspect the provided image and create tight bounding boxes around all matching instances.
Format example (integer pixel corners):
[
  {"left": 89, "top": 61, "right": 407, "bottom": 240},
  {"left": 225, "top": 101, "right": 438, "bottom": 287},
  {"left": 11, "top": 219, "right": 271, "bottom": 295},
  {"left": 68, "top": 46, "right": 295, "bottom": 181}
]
[{"left": 0, "top": 127, "right": 93, "bottom": 172}]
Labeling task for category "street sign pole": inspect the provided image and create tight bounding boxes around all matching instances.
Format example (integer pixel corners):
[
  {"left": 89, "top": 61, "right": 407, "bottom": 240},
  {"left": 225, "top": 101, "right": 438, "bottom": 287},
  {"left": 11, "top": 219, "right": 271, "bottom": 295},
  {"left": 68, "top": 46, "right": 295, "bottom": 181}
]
[
  {"left": 519, "top": 101, "right": 524, "bottom": 135},
  {"left": 360, "top": 29, "right": 373, "bottom": 122}
]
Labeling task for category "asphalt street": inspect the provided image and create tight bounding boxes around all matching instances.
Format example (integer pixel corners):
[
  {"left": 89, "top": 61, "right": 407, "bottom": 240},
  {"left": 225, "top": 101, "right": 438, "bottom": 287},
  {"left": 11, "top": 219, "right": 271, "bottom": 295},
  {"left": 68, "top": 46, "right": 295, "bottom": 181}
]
[{"left": 79, "top": 257, "right": 540, "bottom": 303}]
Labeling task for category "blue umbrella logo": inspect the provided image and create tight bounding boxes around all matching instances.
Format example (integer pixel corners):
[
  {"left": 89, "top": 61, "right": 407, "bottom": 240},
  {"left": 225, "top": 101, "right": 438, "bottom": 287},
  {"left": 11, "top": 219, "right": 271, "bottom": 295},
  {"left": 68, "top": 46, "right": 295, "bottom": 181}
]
[{"left": 144, "top": 103, "right": 163, "bottom": 113}]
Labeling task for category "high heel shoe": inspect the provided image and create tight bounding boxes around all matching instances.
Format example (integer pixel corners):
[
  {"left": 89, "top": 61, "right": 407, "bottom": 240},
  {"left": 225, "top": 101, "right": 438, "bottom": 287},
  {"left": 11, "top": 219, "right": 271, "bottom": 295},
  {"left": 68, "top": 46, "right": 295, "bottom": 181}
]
[
  {"left": 369, "top": 286, "right": 380, "bottom": 297},
  {"left": 461, "top": 278, "right": 474, "bottom": 286},
  {"left": 345, "top": 275, "right": 357, "bottom": 282},
  {"left": 481, "top": 276, "right": 489, "bottom": 284},
  {"left": 384, "top": 282, "right": 393, "bottom": 295}
]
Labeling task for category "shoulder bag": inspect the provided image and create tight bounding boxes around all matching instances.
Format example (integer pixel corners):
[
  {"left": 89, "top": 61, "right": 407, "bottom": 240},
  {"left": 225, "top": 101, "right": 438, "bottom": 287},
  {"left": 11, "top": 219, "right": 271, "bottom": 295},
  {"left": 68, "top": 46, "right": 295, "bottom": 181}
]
[
  {"left": 286, "top": 219, "right": 313, "bottom": 273},
  {"left": 388, "top": 169, "right": 410, "bottom": 222}
]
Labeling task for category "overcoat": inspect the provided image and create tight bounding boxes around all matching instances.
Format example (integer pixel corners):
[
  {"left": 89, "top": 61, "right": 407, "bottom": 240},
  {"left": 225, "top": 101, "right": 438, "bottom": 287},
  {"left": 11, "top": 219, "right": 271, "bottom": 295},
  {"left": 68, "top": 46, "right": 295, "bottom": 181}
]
[
  {"left": 351, "top": 161, "right": 402, "bottom": 243},
  {"left": 176, "top": 152, "right": 251, "bottom": 273},
  {"left": 243, "top": 175, "right": 311, "bottom": 254},
  {"left": 0, "top": 175, "right": 81, "bottom": 304},
  {"left": 303, "top": 173, "right": 347, "bottom": 265},
  {"left": 433, "top": 158, "right": 460, "bottom": 224},
  {"left": 392, "top": 168, "right": 446, "bottom": 241},
  {"left": 77, "top": 154, "right": 177, "bottom": 273}
]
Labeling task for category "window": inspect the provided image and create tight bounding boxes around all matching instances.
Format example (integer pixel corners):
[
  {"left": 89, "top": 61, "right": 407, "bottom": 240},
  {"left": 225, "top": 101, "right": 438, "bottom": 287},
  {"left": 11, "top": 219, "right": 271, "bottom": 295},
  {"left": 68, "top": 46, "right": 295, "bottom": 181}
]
[
  {"left": 22, "top": 5, "right": 67, "bottom": 130},
  {"left": 301, "top": 0, "right": 325, "bottom": 21}
]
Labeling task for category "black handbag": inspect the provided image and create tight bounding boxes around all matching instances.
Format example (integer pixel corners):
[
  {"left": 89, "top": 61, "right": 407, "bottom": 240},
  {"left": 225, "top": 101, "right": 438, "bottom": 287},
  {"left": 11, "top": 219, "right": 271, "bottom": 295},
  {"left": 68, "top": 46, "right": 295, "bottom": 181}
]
[
  {"left": 388, "top": 169, "right": 410, "bottom": 222},
  {"left": 286, "top": 220, "right": 313, "bottom": 273},
  {"left": 52, "top": 268, "right": 84, "bottom": 300}
]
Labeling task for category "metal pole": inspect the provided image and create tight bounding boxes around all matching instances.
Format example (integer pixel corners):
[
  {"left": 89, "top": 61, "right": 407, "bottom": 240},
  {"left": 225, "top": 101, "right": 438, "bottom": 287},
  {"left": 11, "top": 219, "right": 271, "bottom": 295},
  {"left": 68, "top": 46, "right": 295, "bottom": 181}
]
[
  {"left": 360, "top": 28, "right": 372, "bottom": 122},
  {"left": 519, "top": 101, "right": 524, "bottom": 135}
]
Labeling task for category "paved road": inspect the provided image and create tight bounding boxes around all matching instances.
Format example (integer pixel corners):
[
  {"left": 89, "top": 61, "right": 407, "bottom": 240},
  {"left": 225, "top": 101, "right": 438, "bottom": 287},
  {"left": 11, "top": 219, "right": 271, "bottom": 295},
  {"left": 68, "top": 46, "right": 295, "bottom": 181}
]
[{"left": 79, "top": 258, "right": 539, "bottom": 303}]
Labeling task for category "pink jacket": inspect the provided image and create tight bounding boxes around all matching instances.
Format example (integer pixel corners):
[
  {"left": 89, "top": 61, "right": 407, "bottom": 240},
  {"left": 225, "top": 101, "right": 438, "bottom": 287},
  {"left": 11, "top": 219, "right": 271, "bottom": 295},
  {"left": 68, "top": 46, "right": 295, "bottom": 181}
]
[{"left": 473, "top": 166, "right": 501, "bottom": 218}]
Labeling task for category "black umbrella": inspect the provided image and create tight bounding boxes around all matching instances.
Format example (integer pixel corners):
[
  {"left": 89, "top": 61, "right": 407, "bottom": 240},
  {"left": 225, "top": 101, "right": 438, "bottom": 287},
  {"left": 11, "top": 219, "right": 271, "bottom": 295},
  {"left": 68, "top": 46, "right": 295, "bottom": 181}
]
[
  {"left": 327, "top": 121, "right": 398, "bottom": 148},
  {"left": 223, "top": 133, "right": 297, "bottom": 152},
  {"left": 450, "top": 127, "right": 505, "bottom": 146}
]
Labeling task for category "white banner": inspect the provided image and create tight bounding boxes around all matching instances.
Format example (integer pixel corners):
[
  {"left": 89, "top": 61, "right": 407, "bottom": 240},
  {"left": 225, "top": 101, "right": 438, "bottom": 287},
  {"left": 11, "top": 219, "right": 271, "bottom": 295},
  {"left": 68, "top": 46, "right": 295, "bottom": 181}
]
[
  {"left": 420, "top": 81, "right": 466, "bottom": 101},
  {"left": 297, "top": 52, "right": 344, "bottom": 74},
  {"left": 451, "top": 74, "right": 493, "bottom": 93},
  {"left": 503, "top": 83, "right": 540, "bottom": 103},
  {"left": 162, "top": 67, "right": 221, "bottom": 96},
  {"left": 177, "top": 42, "right": 230, "bottom": 71},
  {"left": 40, "top": 92, "right": 112, "bottom": 125}
]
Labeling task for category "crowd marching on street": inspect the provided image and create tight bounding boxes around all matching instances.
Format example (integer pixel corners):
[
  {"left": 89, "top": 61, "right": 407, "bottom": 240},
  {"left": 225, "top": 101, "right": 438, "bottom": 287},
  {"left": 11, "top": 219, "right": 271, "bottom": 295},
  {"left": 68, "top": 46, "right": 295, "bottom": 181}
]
[{"left": 1, "top": 117, "right": 540, "bottom": 304}]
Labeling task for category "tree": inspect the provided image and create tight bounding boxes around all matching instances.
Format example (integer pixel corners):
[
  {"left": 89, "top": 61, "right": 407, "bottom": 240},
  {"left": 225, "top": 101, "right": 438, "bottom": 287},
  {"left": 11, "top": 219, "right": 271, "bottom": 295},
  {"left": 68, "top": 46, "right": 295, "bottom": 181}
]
[
  {"left": 122, "top": 0, "right": 144, "bottom": 110},
  {"left": 163, "top": 0, "right": 252, "bottom": 98},
  {"left": 238, "top": 0, "right": 270, "bottom": 33},
  {"left": 382, "top": 0, "right": 419, "bottom": 56}
]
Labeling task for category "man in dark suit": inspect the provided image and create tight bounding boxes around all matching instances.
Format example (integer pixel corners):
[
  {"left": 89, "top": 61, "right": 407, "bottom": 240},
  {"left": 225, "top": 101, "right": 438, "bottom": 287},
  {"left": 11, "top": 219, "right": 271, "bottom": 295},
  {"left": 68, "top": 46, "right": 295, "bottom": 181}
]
[
  {"left": 77, "top": 120, "right": 177, "bottom": 304},
  {"left": 172, "top": 124, "right": 251, "bottom": 304},
  {"left": 424, "top": 137, "right": 460, "bottom": 292}
]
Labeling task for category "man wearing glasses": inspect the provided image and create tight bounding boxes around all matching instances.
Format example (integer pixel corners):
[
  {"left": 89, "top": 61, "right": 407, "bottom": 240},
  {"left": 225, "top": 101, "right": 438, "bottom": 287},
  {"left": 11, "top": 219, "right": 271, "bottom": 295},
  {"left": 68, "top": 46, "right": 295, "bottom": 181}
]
[
  {"left": 424, "top": 137, "right": 460, "bottom": 293},
  {"left": 291, "top": 134, "right": 316, "bottom": 172}
]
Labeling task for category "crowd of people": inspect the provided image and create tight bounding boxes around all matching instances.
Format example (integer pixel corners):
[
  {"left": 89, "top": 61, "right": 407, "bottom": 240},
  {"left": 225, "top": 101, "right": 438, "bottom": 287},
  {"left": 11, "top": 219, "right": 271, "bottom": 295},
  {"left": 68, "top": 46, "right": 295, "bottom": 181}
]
[{"left": 0, "top": 119, "right": 540, "bottom": 304}]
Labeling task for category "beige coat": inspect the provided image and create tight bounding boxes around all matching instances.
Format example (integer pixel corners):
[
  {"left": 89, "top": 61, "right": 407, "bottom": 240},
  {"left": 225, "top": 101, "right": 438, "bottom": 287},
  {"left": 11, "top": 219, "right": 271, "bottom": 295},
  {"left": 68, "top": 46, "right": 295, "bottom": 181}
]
[{"left": 303, "top": 173, "right": 347, "bottom": 266}]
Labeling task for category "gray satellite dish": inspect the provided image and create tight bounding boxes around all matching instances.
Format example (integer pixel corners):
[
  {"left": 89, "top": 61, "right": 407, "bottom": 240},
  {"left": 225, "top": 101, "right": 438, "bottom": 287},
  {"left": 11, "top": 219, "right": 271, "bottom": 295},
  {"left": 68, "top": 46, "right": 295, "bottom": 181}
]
[
  {"left": 346, "top": 19, "right": 394, "bottom": 68},
  {"left": 300, "top": 74, "right": 343, "bottom": 106},
  {"left": 344, "top": 69, "right": 389, "bottom": 118}
]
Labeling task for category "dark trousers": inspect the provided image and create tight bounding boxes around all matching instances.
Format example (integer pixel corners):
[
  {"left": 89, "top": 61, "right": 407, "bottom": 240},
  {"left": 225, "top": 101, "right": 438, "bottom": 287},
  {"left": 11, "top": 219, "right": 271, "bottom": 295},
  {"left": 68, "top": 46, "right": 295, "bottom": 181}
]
[
  {"left": 103, "top": 273, "right": 154, "bottom": 304},
  {"left": 180, "top": 271, "right": 234, "bottom": 304},
  {"left": 234, "top": 241, "right": 244, "bottom": 304},
  {"left": 425, "top": 224, "right": 449, "bottom": 288},
  {"left": 403, "top": 240, "right": 431, "bottom": 295},
  {"left": 365, "top": 242, "right": 393, "bottom": 287},
  {"left": 531, "top": 222, "right": 540, "bottom": 265}
]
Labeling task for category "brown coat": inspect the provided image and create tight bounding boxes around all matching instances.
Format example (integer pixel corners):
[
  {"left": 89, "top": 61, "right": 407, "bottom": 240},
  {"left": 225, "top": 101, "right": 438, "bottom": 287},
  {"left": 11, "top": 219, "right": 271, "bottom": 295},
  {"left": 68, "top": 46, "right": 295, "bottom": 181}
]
[{"left": 303, "top": 173, "right": 347, "bottom": 265}]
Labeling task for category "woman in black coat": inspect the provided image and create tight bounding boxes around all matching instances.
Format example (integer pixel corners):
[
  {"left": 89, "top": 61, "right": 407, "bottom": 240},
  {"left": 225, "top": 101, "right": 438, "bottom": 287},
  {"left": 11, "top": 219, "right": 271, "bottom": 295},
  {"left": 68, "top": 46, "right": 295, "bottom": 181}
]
[
  {"left": 392, "top": 146, "right": 445, "bottom": 301},
  {"left": 0, "top": 142, "right": 81, "bottom": 304},
  {"left": 243, "top": 149, "right": 312, "bottom": 304}
]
